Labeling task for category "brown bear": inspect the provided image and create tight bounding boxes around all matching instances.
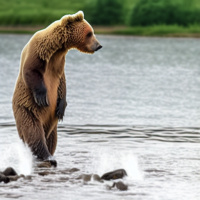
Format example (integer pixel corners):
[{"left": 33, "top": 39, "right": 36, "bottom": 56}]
[{"left": 12, "top": 11, "right": 102, "bottom": 166}]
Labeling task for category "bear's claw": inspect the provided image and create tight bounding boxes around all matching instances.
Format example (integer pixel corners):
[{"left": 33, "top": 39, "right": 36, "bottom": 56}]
[
  {"left": 56, "top": 98, "right": 67, "bottom": 120},
  {"left": 45, "top": 156, "right": 57, "bottom": 167},
  {"left": 33, "top": 87, "right": 49, "bottom": 107}
]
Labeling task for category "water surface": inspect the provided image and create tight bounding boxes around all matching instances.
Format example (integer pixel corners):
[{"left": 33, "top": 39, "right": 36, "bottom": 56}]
[{"left": 0, "top": 34, "right": 200, "bottom": 200}]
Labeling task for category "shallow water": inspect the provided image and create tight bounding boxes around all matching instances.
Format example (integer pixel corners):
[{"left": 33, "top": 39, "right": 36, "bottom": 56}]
[{"left": 0, "top": 34, "right": 200, "bottom": 199}]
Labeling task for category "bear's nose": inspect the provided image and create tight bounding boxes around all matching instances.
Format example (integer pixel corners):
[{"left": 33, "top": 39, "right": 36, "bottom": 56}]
[{"left": 95, "top": 44, "right": 102, "bottom": 51}]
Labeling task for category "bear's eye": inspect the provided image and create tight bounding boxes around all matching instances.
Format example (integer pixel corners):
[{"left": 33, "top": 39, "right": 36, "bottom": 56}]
[{"left": 86, "top": 32, "right": 92, "bottom": 38}]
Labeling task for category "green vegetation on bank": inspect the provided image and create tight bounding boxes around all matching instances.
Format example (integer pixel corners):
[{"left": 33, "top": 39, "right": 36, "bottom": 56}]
[
  {"left": 0, "top": 0, "right": 84, "bottom": 25},
  {"left": 130, "top": 0, "right": 200, "bottom": 26},
  {"left": 112, "top": 24, "right": 200, "bottom": 37},
  {"left": 1, "top": 0, "right": 200, "bottom": 36},
  {"left": 2, "top": 0, "right": 200, "bottom": 26},
  {"left": 84, "top": 0, "right": 123, "bottom": 25}
]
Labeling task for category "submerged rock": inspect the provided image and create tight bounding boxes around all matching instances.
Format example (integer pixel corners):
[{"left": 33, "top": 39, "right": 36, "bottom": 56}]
[
  {"left": 101, "top": 169, "right": 127, "bottom": 180},
  {"left": 24, "top": 175, "right": 32, "bottom": 180},
  {"left": 69, "top": 168, "right": 80, "bottom": 173},
  {"left": 92, "top": 174, "right": 104, "bottom": 183},
  {"left": 0, "top": 167, "right": 18, "bottom": 184},
  {"left": 0, "top": 166, "right": 129, "bottom": 191},
  {"left": 78, "top": 174, "right": 92, "bottom": 182},
  {"left": 113, "top": 181, "right": 128, "bottom": 191},
  {"left": 77, "top": 169, "right": 128, "bottom": 187},
  {"left": 0, "top": 167, "right": 30, "bottom": 184},
  {"left": 38, "top": 171, "right": 51, "bottom": 176},
  {"left": 106, "top": 181, "right": 128, "bottom": 191},
  {"left": 77, "top": 174, "right": 103, "bottom": 183},
  {"left": 59, "top": 168, "right": 80, "bottom": 175},
  {"left": 7, "top": 175, "right": 24, "bottom": 182},
  {"left": 0, "top": 174, "right": 10, "bottom": 183}
]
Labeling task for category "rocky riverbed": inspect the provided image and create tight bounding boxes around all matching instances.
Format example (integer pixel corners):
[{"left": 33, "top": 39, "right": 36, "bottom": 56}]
[{"left": 0, "top": 165, "right": 128, "bottom": 191}]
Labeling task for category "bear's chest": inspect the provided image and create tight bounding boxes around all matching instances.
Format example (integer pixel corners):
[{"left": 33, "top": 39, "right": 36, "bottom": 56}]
[
  {"left": 48, "top": 53, "right": 65, "bottom": 77},
  {"left": 43, "top": 54, "right": 65, "bottom": 120}
]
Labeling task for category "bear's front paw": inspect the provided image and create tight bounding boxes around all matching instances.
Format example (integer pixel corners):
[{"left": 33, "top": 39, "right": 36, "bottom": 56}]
[
  {"left": 56, "top": 98, "right": 67, "bottom": 120},
  {"left": 33, "top": 87, "right": 49, "bottom": 107}
]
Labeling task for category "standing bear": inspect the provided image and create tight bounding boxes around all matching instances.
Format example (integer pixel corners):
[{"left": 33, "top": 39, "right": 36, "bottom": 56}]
[{"left": 12, "top": 11, "right": 102, "bottom": 166}]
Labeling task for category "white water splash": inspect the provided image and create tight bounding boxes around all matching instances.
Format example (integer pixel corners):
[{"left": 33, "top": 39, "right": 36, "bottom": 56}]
[
  {"left": 0, "top": 140, "right": 33, "bottom": 175},
  {"left": 91, "top": 149, "right": 143, "bottom": 181}
]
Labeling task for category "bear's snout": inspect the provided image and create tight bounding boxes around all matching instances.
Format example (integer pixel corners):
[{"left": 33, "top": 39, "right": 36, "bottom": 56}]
[{"left": 95, "top": 44, "right": 102, "bottom": 51}]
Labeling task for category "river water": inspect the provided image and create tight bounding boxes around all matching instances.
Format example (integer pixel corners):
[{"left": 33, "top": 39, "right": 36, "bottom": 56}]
[{"left": 0, "top": 34, "right": 200, "bottom": 199}]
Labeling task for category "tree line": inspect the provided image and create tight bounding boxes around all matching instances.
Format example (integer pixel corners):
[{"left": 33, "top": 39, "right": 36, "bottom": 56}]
[{"left": 85, "top": 0, "right": 200, "bottom": 26}]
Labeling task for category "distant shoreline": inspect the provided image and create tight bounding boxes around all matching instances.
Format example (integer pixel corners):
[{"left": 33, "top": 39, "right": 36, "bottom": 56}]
[{"left": 1, "top": 25, "right": 200, "bottom": 38}]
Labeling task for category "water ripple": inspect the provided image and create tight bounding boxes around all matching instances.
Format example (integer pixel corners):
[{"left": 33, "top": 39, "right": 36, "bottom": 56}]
[{"left": 57, "top": 124, "right": 200, "bottom": 143}]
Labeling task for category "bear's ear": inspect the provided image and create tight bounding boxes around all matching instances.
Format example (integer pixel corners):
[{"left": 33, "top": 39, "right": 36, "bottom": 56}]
[{"left": 61, "top": 11, "right": 84, "bottom": 26}]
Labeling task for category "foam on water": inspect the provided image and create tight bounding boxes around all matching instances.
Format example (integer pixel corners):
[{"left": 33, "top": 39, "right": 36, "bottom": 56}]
[
  {"left": 0, "top": 141, "right": 33, "bottom": 175},
  {"left": 91, "top": 148, "right": 143, "bottom": 181}
]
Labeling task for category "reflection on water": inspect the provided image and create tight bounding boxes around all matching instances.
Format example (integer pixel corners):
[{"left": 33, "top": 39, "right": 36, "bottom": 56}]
[{"left": 0, "top": 34, "right": 200, "bottom": 200}]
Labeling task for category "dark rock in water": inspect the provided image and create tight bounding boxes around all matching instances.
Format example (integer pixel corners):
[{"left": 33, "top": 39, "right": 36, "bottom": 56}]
[
  {"left": 0, "top": 167, "right": 31, "bottom": 183},
  {"left": 106, "top": 181, "right": 128, "bottom": 191},
  {"left": 0, "top": 174, "right": 10, "bottom": 183},
  {"left": 0, "top": 167, "right": 19, "bottom": 183},
  {"left": 113, "top": 181, "right": 128, "bottom": 191},
  {"left": 0, "top": 168, "right": 28, "bottom": 183},
  {"left": 101, "top": 169, "right": 127, "bottom": 180},
  {"left": 3, "top": 167, "right": 18, "bottom": 176}
]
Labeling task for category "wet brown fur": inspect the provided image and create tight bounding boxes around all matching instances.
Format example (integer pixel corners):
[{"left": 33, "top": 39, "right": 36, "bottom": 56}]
[{"left": 12, "top": 11, "right": 100, "bottom": 160}]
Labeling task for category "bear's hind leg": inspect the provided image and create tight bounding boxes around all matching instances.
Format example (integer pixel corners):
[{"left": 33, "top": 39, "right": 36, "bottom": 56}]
[
  {"left": 46, "top": 126, "right": 57, "bottom": 155},
  {"left": 15, "top": 107, "right": 52, "bottom": 161}
]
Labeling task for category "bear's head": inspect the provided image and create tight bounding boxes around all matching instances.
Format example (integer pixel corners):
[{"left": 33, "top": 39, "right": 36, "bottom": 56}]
[{"left": 61, "top": 11, "right": 102, "bottom": 54}]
